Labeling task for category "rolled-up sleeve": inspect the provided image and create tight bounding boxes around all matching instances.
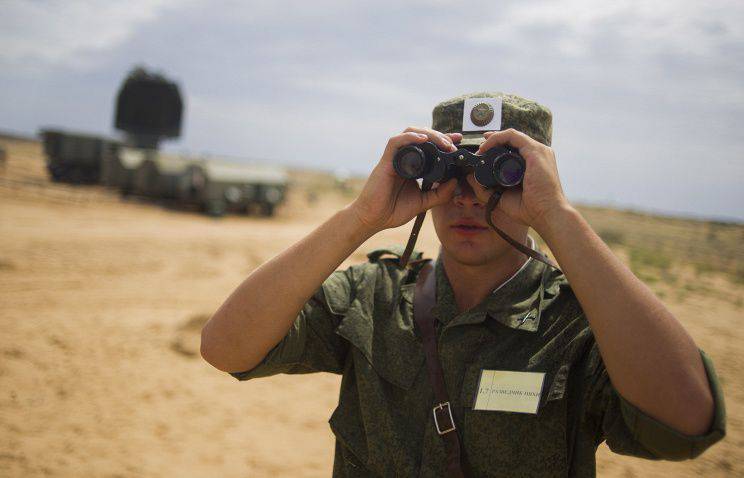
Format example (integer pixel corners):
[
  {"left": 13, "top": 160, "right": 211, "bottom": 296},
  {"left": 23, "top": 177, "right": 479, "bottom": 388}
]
[
  {"left": 585, "top": 345, "right": 726, "bottom": 460},
  {"left": 229, "top": 269, "right": 354, "bottom": 381}
]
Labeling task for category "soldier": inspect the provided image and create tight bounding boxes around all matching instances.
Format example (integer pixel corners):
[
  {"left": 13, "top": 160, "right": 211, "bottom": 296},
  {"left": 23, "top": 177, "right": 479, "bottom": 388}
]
[{"left": 201, "top": 93, "right": 725, "bottom": 477}]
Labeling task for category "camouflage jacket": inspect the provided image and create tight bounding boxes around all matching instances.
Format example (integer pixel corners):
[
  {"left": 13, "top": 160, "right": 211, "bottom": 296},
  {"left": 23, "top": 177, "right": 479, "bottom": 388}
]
[{"left": 230, "top": 246, "right": 726, "bottom": 477}]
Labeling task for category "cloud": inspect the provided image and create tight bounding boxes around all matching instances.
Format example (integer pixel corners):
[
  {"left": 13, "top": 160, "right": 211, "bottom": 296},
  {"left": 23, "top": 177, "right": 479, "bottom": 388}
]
[
  {"left": 468, "top": 0, "right": 744, "bottom": 57},
  {"left": 464, "top": 0, "right": 744, "bottom": 108},
  {"left": 0, "top": 0, "right": 188, "bottom": 69}
]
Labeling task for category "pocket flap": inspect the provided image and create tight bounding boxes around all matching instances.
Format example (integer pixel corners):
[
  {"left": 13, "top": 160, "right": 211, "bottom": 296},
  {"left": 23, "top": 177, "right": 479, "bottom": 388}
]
[
  {"left": 543, "top": 363, "right": 569, "bottom": 403},
  {"left": 336, "top": 302, "right": 424, "bottom": 390}
]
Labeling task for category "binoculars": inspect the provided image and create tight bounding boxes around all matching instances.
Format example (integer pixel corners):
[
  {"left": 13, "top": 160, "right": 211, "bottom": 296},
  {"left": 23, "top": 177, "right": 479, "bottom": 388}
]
[
  {"left": 393, "top": 139, "right": 559, "bottom": 271},
  {"left": 393, "top": 141, "right": 525, "bottom": 190}
]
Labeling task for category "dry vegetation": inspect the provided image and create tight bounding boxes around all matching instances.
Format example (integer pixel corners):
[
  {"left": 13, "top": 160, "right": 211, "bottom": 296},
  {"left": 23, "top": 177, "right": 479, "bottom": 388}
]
[{"left": 1, "top": 136, "right": 742, "bottom": 477}]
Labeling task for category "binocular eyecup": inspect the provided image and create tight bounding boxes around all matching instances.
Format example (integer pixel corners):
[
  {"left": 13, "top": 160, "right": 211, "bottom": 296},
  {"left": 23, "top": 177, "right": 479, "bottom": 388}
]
[{"left": 393, "top": 141, "right": 525, "bottom": 190}]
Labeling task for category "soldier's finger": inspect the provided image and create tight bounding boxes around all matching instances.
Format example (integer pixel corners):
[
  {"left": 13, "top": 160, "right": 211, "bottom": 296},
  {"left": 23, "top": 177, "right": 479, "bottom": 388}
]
[
  {"left": 477, "top": 128, "right": 533, "bottom": 154},
  {"left": 403, "top": 126, "right": 455, "bottom": 152},
  {"left": 446, "top": 132, "right": 463, "bottom": 144},
  {"left": 421, "top": 178, "right": 457, "bottom": 211},
  {"left": 384, "top": 132, "right": 429, "bottom": 156}
]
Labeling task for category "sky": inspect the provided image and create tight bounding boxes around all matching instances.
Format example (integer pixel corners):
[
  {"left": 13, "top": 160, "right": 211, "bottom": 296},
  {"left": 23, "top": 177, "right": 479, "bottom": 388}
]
[{"left": 1, "top": 0, "right": 743, "bottom": 221}]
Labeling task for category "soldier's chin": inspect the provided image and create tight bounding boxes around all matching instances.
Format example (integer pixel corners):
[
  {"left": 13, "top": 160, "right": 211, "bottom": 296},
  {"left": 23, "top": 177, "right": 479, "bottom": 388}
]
[{"left": 441, "top": 244, "right": 496, "bottom": 267}]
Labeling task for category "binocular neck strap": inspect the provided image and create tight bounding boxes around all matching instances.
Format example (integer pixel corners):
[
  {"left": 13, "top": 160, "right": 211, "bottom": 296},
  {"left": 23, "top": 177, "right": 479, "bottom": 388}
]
[
  {"left": 399, "top": 211, "right": 427, "bottom": 268},
  {"left": 399, "top": 181, "right": 432, "bottom": 269},
  {"left": 485, "top": 191, "right": 561, "bottom": 271}
]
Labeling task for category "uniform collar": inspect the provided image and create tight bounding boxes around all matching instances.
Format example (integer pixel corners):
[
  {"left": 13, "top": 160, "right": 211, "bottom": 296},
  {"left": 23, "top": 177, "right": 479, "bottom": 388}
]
[{"left": 432, "top": 239, "right": 553, "bottom": 333}]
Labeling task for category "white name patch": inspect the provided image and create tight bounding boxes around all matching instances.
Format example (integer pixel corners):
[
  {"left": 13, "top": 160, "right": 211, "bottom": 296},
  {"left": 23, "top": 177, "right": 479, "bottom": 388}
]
[{"left": 473, "top": 370, "right": 545, "bottom": 414}]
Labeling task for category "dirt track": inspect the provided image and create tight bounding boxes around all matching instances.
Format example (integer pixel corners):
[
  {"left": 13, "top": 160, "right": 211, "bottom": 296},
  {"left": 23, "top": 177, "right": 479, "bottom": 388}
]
[{"left": 1, "top": 138, "right": 741, "bottom": 477}]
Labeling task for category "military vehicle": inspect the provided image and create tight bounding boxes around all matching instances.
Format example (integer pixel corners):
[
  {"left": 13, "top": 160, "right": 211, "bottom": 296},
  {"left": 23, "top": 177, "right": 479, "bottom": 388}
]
[
  {"left": 40, "top": 67, "right": 183, "bottom": 186},
  {"left": 40, "top": 129, "right": 120, "bottom": 183},
  {"left": 100, "top": 146, "right": 146, "bottom": 193},
  {"left": 179, "top": 158, "right": 288, "bottom": 216},
  {"left": 38, "top": 66, "right": 289, "bottom": 216},
  {"left": 132, "top": 151, "right": 191, "bottom": 199}
]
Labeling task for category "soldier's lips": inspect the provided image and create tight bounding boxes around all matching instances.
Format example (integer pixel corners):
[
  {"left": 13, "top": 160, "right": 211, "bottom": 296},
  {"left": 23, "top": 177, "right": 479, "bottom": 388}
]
[{"left": 451, "top": 221, "right": 488, "bottom": 235}]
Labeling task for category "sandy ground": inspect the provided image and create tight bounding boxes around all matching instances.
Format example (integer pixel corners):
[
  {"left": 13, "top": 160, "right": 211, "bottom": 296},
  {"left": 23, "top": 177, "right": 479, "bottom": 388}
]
[{"left": 0, "top": 138, "right": 742, "bottom": 477}]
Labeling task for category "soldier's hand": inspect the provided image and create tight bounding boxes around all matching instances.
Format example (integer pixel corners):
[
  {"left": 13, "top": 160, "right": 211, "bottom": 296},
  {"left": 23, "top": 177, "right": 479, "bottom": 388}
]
[
  {"left": 350, "top": 127, "right": 459, "bottom": 233},
  {"left": 465, "top": 128, "right": 570, "bottom": 233}
]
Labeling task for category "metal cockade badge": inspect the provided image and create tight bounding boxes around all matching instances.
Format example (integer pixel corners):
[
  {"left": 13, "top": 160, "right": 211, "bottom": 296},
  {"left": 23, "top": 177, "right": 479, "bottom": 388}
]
[{"left": 470, "top": 102, "right": 495, "bottom": 127}]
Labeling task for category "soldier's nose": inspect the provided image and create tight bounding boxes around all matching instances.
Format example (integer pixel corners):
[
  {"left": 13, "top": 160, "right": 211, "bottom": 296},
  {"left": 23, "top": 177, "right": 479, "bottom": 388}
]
[{"left": 454, "top": 176, "right": 482, "bottom": 207}]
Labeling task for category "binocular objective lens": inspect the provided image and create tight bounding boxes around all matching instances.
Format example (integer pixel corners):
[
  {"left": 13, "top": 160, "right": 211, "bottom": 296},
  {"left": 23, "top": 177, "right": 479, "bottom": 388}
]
[
  {"left": 395, "top": 148, "right": 427, "bottom": 179},
  {"left": 495, "top": 156, "right": 525, "bottom": 186}
]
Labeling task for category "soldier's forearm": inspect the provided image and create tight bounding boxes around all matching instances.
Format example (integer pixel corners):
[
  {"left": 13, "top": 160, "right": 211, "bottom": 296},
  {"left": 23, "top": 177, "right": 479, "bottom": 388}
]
[
  {"left": 536, "top": 205, "right": 714, "bottom": 436},
  {"left": 201, "top": 205, "right": 376, "bottom": 373}
]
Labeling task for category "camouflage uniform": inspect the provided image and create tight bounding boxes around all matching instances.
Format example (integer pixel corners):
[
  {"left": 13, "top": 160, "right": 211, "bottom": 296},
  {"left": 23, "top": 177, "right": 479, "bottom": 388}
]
[
  {"left": 230, "top": 93, "right": 726, "bottom": 476},
  {"left": 231, "top": 248, "right": 725, "bottom": 476}
]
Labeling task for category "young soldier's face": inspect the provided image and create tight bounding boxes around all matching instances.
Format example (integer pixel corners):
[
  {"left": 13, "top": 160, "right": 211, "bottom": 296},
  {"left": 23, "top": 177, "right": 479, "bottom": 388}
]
[{"left": 430, "top": 175, "right": 527, "bottom": 266}]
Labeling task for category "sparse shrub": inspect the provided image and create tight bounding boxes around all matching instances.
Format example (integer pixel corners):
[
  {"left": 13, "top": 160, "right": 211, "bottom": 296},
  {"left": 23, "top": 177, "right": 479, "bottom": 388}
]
[
  {"left": 694, "top": 262, "right": 717, "bottom": 276},
  {"left": 598, "top": 229, "right": 625, "bottom": 247},
  {"left": 629, "top": 247, "right": 671, "bottom": 272}
]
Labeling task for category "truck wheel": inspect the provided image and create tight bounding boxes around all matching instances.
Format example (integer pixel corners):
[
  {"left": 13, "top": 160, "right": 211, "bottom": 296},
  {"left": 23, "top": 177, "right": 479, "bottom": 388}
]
[
  {"left": 205, "top": 199, "right": 227, "bottom": 217},
  {"left": 48, "top": 164, "right": 65, "bottom": 181},
  {"left": 68, "top": 167, "right": 84, "bottom": 184},
  {"left": 81, "top": 167, "right": 100, "bottom": 184},
  {"left": 260, "top": 202, "right": 275, "bottom": 217}
]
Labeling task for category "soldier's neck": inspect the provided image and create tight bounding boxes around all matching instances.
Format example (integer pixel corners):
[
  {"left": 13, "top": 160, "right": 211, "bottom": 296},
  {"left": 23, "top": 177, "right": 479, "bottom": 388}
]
[{"left": 440, "top": 245, "right": 529, "bottom": 313}]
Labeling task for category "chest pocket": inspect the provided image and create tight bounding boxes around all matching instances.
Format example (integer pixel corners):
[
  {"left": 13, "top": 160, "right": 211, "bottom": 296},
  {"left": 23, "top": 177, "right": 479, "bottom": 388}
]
[
  {"left": 335, "top": 286, "right": 424, "bottom": 389},
  {"left": 457, "top": 359, "right": 570, "bottom": 477},
  {"left": 321, "top": 261, "right": 425, "bottom": 389},
  {"left": 330, "top": 279, "right": 425, "bottom": 475}
]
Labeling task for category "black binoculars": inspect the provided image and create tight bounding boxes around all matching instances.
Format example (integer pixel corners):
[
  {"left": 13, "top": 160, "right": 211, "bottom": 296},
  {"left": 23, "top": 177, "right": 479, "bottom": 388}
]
[{"left": 393, "top": 141, "right": 525, "bottom": 190}]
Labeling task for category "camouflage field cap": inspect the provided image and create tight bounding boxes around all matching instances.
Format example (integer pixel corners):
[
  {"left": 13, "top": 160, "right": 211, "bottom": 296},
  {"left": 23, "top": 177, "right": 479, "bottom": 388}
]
[{"left": 431, "top": 92, "right": 553, "bottom": 147}]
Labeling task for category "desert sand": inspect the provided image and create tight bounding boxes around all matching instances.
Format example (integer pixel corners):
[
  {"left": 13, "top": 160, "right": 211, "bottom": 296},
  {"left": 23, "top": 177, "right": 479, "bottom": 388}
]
[{"left": 1, "top": 137, "right": 741, "bottom": 477}]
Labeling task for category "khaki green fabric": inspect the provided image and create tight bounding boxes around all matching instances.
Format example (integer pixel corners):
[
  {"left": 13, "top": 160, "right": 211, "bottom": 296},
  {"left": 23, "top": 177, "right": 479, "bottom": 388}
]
[
  {"left": 432, "top": 92, "right": 553, "bottom": 147},
  {"left": 230, "top": 246, "right": 726, "bottom": 477}
]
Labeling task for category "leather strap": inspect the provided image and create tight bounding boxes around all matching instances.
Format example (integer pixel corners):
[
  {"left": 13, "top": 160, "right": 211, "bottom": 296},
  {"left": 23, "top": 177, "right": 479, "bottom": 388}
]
[
  {"left": 485, "top": 191, "right": 561, "bottom": 271},
  {"left": 565, "top": 338, "right": 595, "bottom": 476},
  {"left": 414, "top": 261, "right": 467, "bottom": 478},
  {"left": 399, "top": 211, "right": 426, "bottom": 269},
  {"left": 399, "top": 181, "right": 432, "bottom": 269}
]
